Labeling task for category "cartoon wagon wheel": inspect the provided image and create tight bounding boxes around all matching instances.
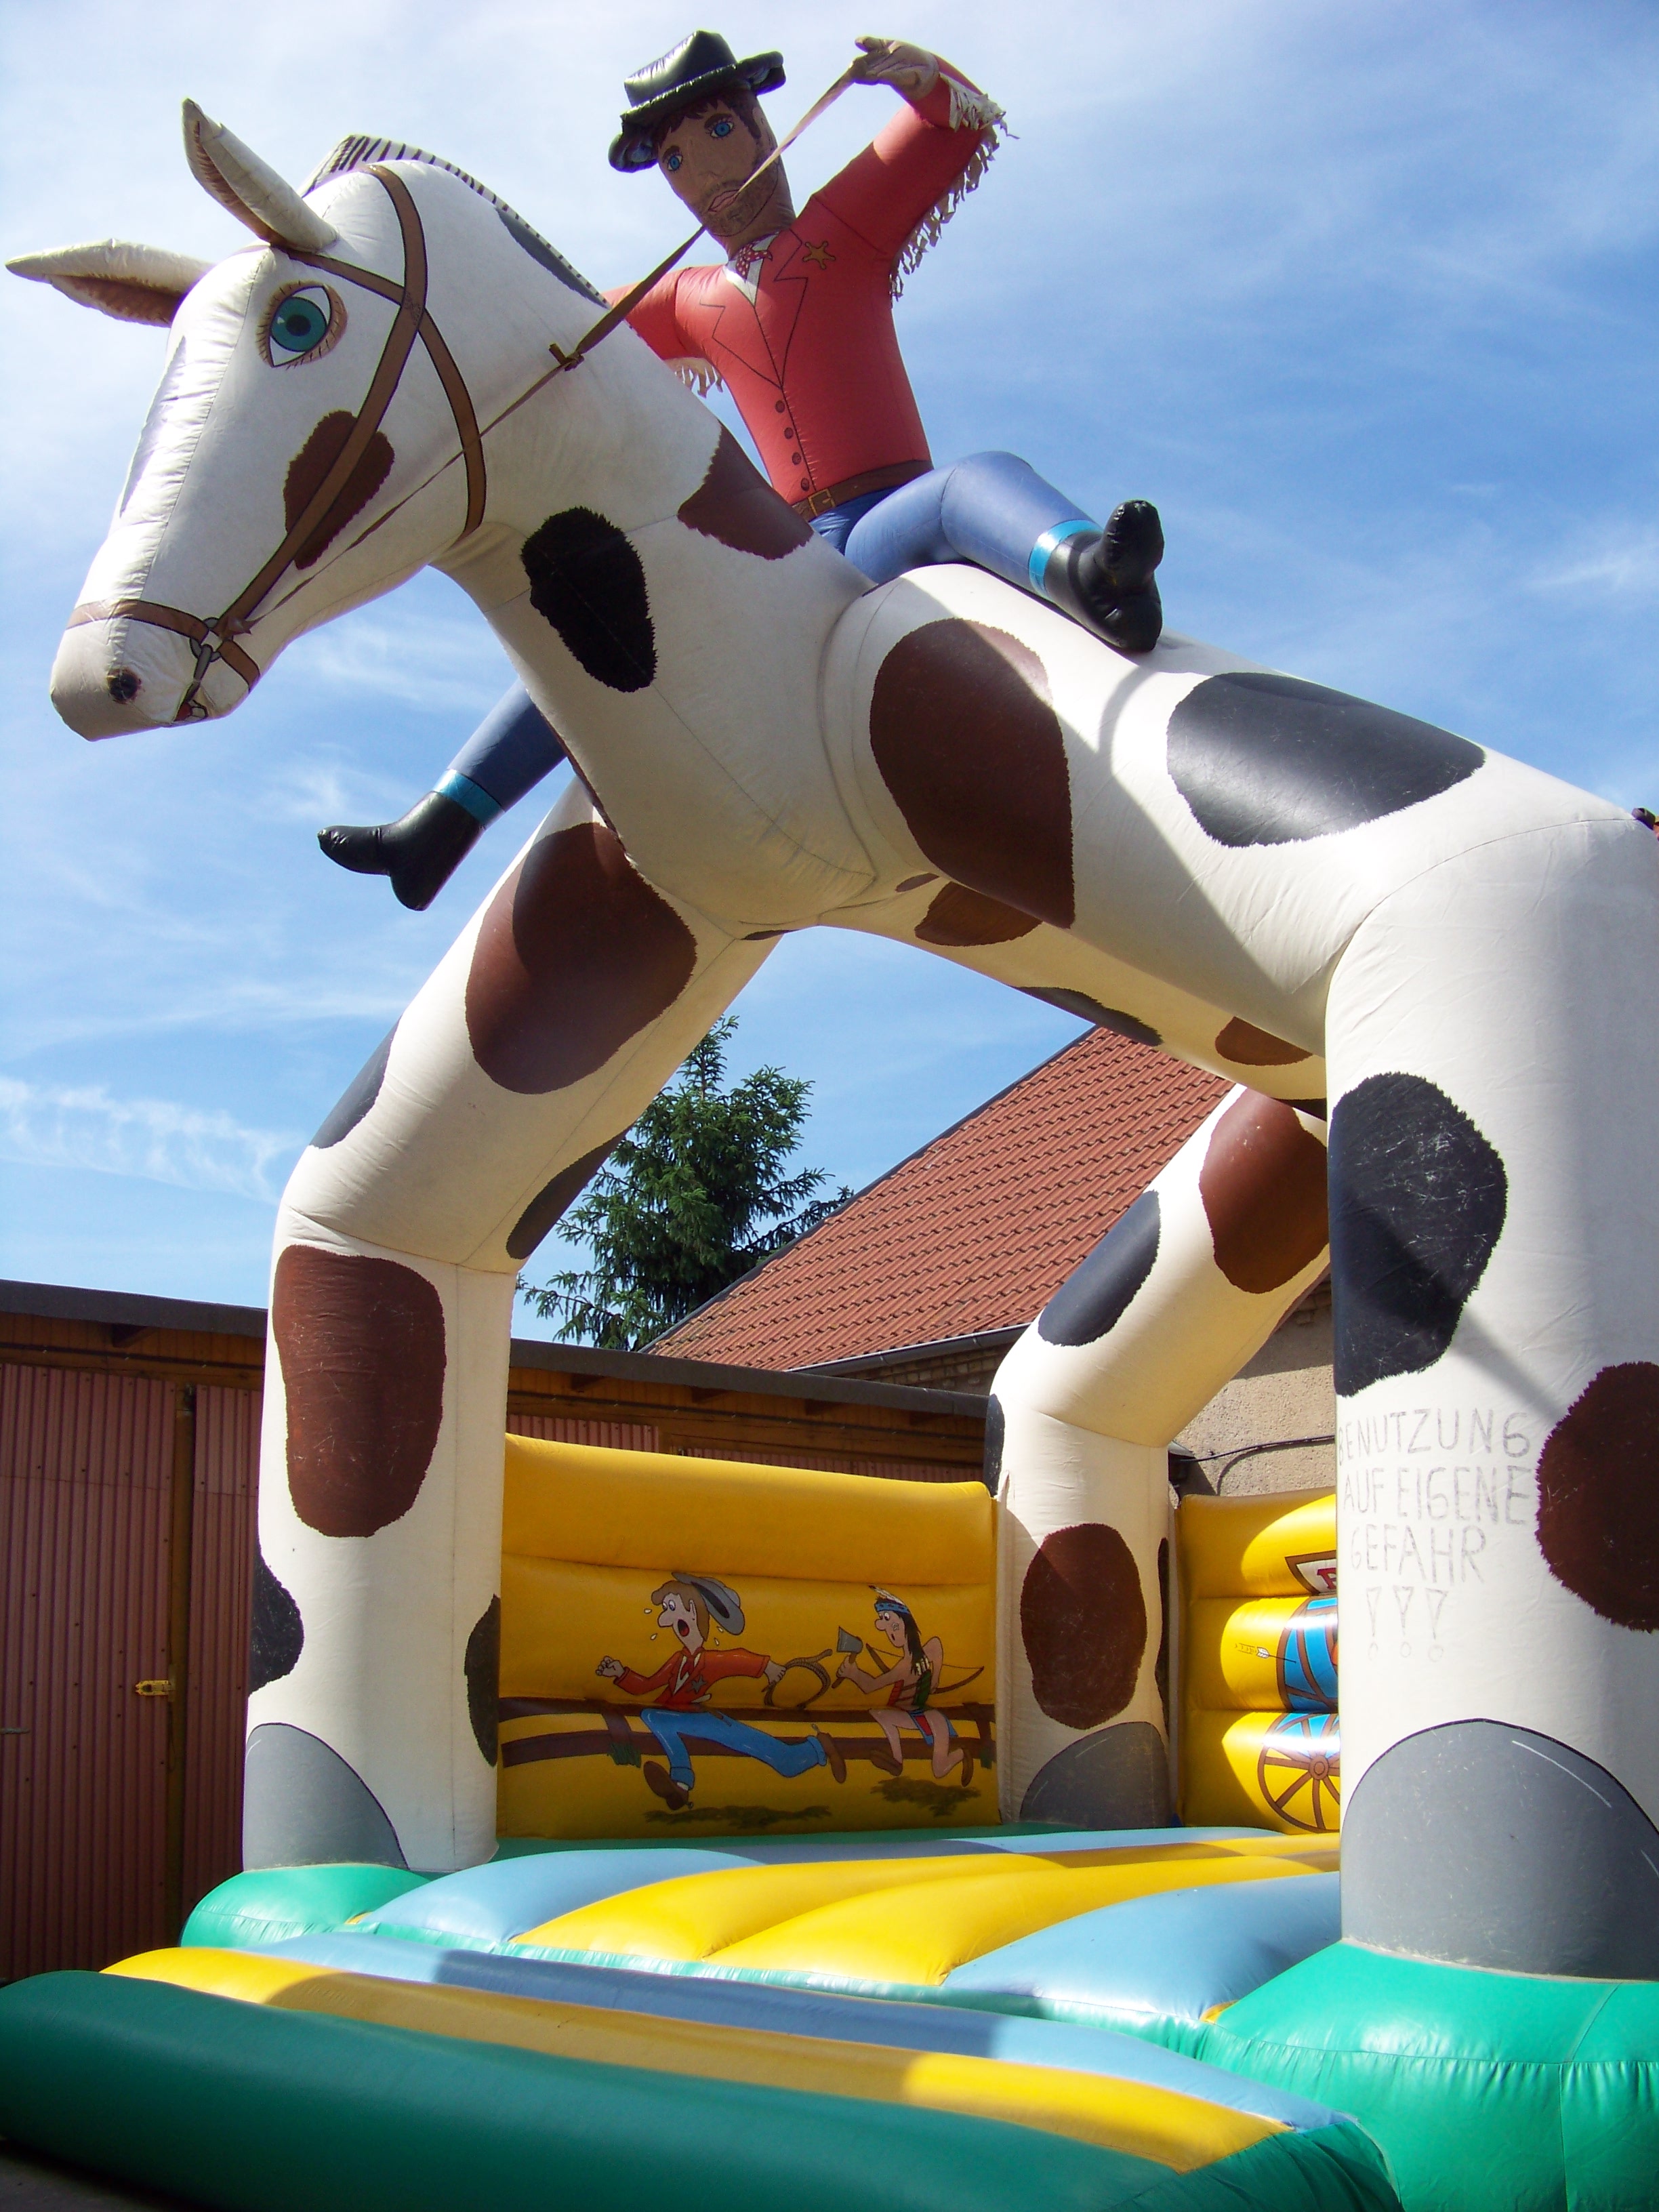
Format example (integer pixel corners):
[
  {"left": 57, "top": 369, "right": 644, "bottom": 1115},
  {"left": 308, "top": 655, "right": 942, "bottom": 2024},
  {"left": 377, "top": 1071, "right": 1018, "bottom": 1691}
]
[{"left": 1256, "top": 1713, "right": 1340, "bottom": 1832}]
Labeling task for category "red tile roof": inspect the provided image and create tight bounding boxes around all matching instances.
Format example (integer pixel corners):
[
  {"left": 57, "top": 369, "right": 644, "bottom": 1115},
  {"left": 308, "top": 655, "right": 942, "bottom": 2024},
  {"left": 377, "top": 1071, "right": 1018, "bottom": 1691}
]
[{"left": 655, "top": 1027, "right": 1228, "bottom": 1370}]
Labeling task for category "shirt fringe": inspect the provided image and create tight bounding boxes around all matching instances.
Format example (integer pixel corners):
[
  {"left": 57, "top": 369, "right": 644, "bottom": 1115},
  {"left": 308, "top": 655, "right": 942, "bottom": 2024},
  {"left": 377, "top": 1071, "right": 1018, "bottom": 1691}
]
[
  {"left": 891, "top": 87, "right": 1009, "bottom": 300},
  {"left": 670, "top": 357, "right": 723, "bottom": 396}
]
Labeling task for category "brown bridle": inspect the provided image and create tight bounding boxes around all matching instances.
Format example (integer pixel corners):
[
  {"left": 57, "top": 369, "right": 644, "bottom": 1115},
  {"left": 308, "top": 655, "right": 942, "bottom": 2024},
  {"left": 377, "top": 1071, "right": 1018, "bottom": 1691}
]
[{"left": 66, "top": 167, "right": 486, "bottom": 724}]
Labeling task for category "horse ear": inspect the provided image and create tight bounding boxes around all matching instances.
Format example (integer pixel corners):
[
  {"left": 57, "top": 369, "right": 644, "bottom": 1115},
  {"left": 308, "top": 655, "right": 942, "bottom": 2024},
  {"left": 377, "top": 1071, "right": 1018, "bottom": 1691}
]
[
  {"left": 182, "top": 98, "right": 337, "bottom": 252},
  {"left": 7, "top": 239, "right": 213, "bottom": 327}
]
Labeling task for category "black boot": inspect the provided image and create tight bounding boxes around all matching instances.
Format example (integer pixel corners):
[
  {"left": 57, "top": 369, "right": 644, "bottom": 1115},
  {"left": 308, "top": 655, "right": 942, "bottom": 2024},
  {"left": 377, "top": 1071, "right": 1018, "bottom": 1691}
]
[
  {"left": 1044, "top": 499, "right": 1164, "bottom": 654},
  {"left": 318, "top": 791, "right": 483, "bottom": 912}
]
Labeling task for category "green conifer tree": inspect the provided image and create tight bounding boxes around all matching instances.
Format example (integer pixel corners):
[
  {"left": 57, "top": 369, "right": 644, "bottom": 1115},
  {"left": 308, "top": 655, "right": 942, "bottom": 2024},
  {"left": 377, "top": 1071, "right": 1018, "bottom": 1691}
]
[{"left": 520, "top": 1017, "right": 851, "bottom": 1349}]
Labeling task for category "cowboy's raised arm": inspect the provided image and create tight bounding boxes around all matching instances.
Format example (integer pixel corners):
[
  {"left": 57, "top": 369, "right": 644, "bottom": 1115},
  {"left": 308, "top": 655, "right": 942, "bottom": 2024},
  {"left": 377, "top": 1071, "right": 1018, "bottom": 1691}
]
[{"left": 817, "top": 37, "right": 1006, "bottom": 268}]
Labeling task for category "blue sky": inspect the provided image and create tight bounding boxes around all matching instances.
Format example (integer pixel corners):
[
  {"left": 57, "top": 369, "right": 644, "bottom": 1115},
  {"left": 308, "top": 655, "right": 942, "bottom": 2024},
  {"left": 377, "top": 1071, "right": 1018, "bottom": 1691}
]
[{"left": 2, "top": 0, "right": 1656, "bottom": 1327}]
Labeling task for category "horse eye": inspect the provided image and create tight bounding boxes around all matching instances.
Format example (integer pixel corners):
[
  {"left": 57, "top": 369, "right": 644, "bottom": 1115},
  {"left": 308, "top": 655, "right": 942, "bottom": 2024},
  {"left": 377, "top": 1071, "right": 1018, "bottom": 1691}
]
[{"left": 267, "top": 287, "right": 333, "bottom": 359}]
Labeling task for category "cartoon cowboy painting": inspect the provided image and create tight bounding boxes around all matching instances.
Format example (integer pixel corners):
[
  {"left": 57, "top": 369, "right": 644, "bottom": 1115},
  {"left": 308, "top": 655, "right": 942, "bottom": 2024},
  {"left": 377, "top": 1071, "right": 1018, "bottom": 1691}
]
[
  {"left": 323, "top": 28, "right": 1166, "bottom": 906},
  {"left": 598, "top": 1571, "right": 846, "bottom": 1811}
]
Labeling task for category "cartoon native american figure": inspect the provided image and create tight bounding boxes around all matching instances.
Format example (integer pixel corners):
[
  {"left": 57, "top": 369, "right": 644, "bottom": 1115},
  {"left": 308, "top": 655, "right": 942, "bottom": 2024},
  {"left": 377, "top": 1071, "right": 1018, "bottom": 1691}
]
[
  {"left": 597, "top": 1571, "right": 846, "bottom": 1810},
  {"left": 320, "top": 26, "right": 1165, "bottom": 907},
  {"left": 835, "top": 1591, "right": 972, "bottom": 1784}
]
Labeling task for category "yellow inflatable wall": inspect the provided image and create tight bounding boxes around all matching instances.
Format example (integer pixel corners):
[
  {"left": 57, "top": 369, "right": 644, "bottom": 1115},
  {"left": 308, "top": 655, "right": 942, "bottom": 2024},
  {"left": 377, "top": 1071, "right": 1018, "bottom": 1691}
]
[
  {"left": 1176, "top": 1493, "right": 1338, "bottom": 1835},
  {"left": 497, "top": 1438, "right": 997, "bottom": 1839}
]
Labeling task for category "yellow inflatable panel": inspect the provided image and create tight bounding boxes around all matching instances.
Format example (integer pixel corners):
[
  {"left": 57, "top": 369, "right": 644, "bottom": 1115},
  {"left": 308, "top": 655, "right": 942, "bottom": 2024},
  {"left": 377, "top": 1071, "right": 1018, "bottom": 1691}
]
[
  {"left": 1181, "top": 1710, "right": 1341, "bottom": 1835},
  {"left": 516, "top": 1838, "right": 1326, "bottom": 1977},
  {"left": 710, "top": 1856, "right": 1314, "bottom": 1987},
  {"left": 504, "top": 1437, "right": 993, "bottom": 1584},
  {"left": 107, "top": 1948, "right": 1279, "bottom": 2173},
  {"left": 1183, "top": 1597, "right": 1337, "bottom": 1714},
  {"left": 1178, "top": 1492, "right": 1336, "bottom": 1601},
  {"left": 501, "top": 1556, "right": 994, "bottom": 1708}
]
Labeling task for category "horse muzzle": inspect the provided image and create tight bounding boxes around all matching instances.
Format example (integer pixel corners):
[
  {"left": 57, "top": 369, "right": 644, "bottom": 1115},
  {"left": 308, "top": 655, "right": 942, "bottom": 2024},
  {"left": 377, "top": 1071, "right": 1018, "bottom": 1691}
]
[{"left": 49, "top": 605, "right": 253, "bottom": 737}]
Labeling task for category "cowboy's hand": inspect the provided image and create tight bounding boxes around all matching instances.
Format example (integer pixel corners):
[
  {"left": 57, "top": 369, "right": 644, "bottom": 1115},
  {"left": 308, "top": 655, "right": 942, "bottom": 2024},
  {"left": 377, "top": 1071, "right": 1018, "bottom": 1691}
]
[
  {"left": 853, "top": 37, "right": 939, "bottom": 99},
  {"left": 762, "top": 1659, "right": 785, "bottom": 1685},
  {"left": 596, "top": 1656, "right": 623, "bottom": 1681}
]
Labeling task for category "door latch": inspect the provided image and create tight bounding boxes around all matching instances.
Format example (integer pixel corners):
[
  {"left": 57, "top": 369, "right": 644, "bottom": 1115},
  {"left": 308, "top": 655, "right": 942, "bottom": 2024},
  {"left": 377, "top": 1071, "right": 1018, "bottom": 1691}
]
[{"left": 133, "top": 1679, "right": 174, "bottom": 1699}]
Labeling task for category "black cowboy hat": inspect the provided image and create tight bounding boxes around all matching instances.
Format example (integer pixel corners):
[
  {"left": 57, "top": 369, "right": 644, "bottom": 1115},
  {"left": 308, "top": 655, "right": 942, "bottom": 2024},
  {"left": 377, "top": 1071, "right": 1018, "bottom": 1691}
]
[{"left": 609, "top": 30, "right": 785, "bottom": 173}]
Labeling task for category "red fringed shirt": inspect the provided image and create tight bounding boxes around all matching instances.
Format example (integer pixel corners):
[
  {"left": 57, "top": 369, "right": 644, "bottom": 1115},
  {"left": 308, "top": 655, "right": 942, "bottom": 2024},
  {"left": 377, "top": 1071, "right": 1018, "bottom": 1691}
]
[{"left": 621, "top": 68, "right": 1002, "bottom": 508}]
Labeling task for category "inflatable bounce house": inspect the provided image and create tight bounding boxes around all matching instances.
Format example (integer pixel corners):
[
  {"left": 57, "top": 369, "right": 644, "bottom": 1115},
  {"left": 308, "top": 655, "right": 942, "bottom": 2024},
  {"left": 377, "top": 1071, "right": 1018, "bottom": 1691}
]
[{"left": 5, "top": 81, "right": 1658, "bottom": 2212}]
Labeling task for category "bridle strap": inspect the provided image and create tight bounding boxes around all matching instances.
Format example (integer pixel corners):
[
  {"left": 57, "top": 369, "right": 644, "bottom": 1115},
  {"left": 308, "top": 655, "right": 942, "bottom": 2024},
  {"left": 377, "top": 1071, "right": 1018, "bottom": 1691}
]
[{"left": 70, "top": 164, "right": 485, "bottom": 722}]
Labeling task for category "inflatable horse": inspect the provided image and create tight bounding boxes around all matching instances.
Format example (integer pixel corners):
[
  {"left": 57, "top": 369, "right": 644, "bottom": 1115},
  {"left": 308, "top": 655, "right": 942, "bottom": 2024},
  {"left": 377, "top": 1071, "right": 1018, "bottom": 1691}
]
[{"left": 17, "top": 105, "right": 1659, "bottom": 1986}]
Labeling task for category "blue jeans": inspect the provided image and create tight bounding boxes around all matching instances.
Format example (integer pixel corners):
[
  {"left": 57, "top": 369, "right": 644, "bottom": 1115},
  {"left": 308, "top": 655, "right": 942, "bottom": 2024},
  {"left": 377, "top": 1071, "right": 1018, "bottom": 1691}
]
[
  {"left": 642, "top": 1707, "right": 828, "bottom": 1793},
  {"left": 434, "top": 453, "right": 1094, "bottom": 823}
]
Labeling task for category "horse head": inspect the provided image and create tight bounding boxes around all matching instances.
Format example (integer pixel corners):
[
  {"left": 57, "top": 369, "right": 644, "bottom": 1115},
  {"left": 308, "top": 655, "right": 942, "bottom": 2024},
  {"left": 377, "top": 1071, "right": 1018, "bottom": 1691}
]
[{"left": 11, "top": 102, "right": 609, "bottom": 738}]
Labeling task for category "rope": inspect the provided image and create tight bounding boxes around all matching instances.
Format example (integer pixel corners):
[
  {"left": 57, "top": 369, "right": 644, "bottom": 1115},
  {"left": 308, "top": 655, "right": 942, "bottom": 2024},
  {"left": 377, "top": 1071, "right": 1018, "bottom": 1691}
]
[{"left": 548, "top": 60, "right": 861, "bottom": 374}]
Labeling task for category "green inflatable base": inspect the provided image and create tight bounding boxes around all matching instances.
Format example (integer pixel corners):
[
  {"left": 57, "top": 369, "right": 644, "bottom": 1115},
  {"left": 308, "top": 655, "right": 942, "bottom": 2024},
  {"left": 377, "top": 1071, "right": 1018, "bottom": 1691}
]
[
  {"left": 0, "top": 1972, "right": 1399, "bottom": 2212},
  {"left": 1191, "top": 1941, "right": 1659, "bottom": 2212}
]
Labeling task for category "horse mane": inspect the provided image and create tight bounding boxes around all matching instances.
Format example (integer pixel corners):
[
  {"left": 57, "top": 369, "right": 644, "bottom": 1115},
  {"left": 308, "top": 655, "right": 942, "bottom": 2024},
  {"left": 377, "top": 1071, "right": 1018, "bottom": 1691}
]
[{"left": 303, "top": 136, "right": 606, "bottom": 307}]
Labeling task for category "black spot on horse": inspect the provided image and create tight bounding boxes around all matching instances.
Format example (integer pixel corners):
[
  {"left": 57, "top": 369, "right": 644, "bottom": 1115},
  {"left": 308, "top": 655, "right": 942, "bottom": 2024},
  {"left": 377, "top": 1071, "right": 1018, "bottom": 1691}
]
[
  {"left": 1021, "top": 989, "right": 1162, "bottom": 1048},
  {"left": 506, "top": 1139, "right": 617, "bottom": 1261},
  {"left": 466, "top": 1595, "right": 501, "bottom": 1766},
  {"left": 521, "top": 509, "right": 655, "bottom": 693},
  {"left": 983, "top": 1394, "right": 1006, "bottom": 1492},
  {"left": 1168, "top": 673, "right": 1483, "bottom": 846},
  {"left": 1039, "top": 1190, "right": 1160, "bottom": 1347},
  {"left": 1329, "top": 1072, "right": 1507, "bottom": 1395},
  {"left": 312, "top": 1024, "right": 396, "bottom": 1148},
  {"left": 495, "top": 206, "right": 607, "bottom": 304},
  {"left": 249, "top": 1546, "right": 304, "bottom": 1693}
]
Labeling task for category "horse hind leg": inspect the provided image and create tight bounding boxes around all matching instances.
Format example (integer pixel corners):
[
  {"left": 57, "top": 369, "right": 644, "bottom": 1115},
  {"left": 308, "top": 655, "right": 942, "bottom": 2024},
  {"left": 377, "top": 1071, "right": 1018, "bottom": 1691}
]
[
  {"left": 246, "top": 783, "right": 775, "bottom": 1874},
  {"left": 993, "top": 1088, "right": 1330, "bottom": 1828}
]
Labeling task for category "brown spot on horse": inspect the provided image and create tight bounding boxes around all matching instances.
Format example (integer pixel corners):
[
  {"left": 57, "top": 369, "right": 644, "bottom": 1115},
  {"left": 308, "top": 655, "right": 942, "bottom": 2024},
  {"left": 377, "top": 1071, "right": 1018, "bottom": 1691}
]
[
  {"left": 1021, "top": 1523, "right": 1146, "bottom": 1729},
  {"left": 1536, "top": 1364, "right": 1659, "bottom": 1631},
  {"left": 1200, "top": 1090, "right": 1329, "bottom": 1294},
  {"left": 915, "top": 882, "right": 1040, "bottom": 946},
  {"left": 466, "top": 821, "right": 697, "bottom": 1093},
  {"left": 871, "top": 621, "right": 1073, "bottom": 929},
  {"left": 678, "top": 427, "right": 813, "bottom": 559},
  {"left": 274, "top": 1244, "right": 445, "bottom": 1539},
  {"left": 1215, "top": 1017, "right": 1311, "bottom": 1067},
  {"left": 285, "top": 411, "right": 394, "bottom": 569}
]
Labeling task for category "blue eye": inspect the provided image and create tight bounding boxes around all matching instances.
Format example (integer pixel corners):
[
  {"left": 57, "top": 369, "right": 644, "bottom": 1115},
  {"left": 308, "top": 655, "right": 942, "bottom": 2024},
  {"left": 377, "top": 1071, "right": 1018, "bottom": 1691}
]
[
  {"left": 664, "top": 150, "right": 682, "bottom": 172},
  {"left": 711, "top": 117, "right": 733, "bottom": 138},
  {"left": 268, "top": 287, "right": 333, "bottom": 359}
]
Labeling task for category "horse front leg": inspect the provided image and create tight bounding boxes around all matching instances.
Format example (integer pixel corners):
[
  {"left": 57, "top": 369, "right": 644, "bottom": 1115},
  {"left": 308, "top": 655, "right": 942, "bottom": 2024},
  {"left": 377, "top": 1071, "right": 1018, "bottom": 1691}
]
[{"left": 245, "top": 781, "right": 775, "bottom": 1873}]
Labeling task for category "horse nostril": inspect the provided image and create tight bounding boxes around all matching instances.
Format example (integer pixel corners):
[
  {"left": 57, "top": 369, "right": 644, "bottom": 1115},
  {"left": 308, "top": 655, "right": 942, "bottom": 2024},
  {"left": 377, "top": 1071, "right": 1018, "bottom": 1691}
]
[{"left": 106, "top": 669, "right": 141, "bottom": 703}]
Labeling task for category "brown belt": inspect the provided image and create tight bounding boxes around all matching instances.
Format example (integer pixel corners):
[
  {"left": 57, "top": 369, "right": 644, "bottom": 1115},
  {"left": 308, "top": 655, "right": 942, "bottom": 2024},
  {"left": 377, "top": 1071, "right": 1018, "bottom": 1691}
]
[{"left": 791, "top": 460, "right": 929, "bottom": 522}]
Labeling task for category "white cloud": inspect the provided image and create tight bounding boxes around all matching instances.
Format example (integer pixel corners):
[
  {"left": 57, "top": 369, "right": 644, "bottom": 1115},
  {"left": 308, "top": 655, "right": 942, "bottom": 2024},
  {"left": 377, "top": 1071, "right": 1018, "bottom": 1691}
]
[{"left": 0, "top": 1078, "right": 299, "bottom": 1202}]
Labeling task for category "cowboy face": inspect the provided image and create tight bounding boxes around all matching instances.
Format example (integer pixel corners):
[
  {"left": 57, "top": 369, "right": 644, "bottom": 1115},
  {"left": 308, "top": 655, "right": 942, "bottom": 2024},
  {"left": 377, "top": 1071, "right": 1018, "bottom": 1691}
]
[
  {"left": 655, "top": 99, "right": 783, "bottom": 244},
  {"left": 658, "top": 1586, "right": 705, "bottom": 1652}
]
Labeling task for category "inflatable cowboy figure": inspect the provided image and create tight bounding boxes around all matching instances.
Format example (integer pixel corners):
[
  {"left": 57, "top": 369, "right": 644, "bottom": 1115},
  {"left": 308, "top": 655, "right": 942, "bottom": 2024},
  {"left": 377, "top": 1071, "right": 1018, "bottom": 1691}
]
[
  {"left": 321, "top": 29, "right": 1167, "bottom": 907},
  {"left": 597, "top": 1572, "right": 846, "bottom": 1811}
]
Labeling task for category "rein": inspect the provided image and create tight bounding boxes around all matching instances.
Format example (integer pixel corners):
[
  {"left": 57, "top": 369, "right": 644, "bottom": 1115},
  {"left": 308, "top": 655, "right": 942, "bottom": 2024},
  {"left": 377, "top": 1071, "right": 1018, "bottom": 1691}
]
[
  {"left": 68, "top": 164, "right": 483, "bottom": 724},
  {"left": 547, "top": 61, "right": 859, "bottom": 373}
]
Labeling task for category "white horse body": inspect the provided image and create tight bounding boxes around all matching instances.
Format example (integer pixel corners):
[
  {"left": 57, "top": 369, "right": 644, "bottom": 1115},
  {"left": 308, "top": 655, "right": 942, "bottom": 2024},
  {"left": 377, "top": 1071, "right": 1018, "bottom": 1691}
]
[{"left": 26, "top": 120, "right": 1659, "bottom": 1976}]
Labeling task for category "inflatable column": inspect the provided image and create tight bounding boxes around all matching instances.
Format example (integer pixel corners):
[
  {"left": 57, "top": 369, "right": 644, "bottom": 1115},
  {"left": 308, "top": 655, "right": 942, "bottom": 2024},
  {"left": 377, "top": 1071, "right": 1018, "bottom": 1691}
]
[
  {"left": 993, "top": 1087, "right": 1329, "bottom": 1826},
  {"left": 1330, "top": 817, "right": 1659, "bottom": 1977},
  {"left": 244, "top": 785, "right": 772, "bottom": 1871}
]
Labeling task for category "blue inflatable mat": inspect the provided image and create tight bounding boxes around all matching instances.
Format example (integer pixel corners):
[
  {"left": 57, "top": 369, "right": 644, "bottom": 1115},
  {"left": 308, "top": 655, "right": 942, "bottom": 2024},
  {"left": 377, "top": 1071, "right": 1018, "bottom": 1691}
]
[
  {"left": 941, "top": 1872, "right": 1341, "bottom": 2038},
  {"left": 352, "top": 1828, "right": 1263, "bottom": 1948},
  {"left": 255, "top": 1928, "right": 1342, "bottom": 2131}
]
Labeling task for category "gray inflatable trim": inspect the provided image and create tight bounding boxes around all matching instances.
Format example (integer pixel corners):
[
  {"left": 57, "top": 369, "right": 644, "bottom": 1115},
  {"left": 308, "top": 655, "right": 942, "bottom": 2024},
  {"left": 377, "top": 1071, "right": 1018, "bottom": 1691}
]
[
  {"left": 243, "top": 1723, "right": 407, "bottom": 1871},
  {"left": 1343, "top": 1717, "right": 1659, "bottom": 1978},
  {"left": 1020, "top": 1721, "right": 1172, "bottom": 1828}
]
